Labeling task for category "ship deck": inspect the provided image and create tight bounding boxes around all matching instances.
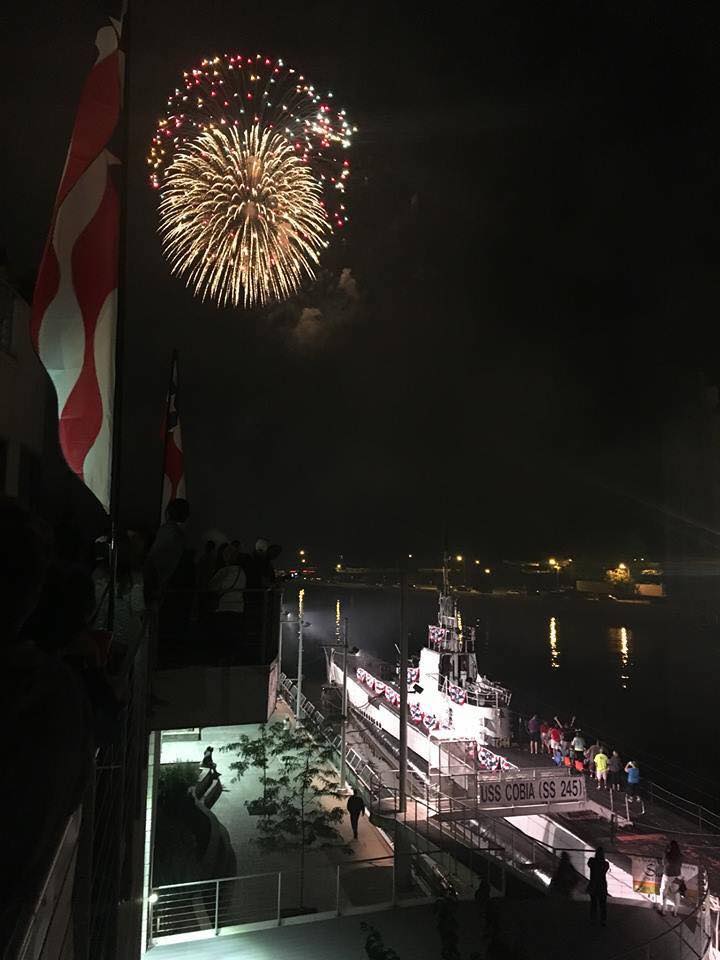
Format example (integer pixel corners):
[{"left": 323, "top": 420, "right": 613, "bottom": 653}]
[{"left": 341, "top": 660, "right": 720, "bottom": 896}]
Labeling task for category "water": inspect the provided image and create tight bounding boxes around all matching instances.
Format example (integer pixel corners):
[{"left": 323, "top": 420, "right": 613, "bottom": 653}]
[{"left": 281, "top": 585, "right": 719, "bottom": 805}]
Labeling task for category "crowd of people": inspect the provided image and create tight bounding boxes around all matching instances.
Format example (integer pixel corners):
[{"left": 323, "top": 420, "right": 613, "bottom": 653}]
[{"left": 526, "top": 713, "right": 642, "bottom": 800}]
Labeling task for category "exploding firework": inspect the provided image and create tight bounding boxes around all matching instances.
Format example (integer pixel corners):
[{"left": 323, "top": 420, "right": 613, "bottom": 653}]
[
  {"left": 159, "top": 125, "right": 331, "bottom": 307},
  {"left": 149, "top": 53, "right": 355, "bottom": 308}
]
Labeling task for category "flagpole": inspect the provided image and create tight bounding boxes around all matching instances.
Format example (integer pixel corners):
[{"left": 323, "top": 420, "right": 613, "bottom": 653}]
[
  {"left": 158, "top": 349, "right": 178, "bottom": 522},
  {"left": 107, "top": 4, "right": 131, "bottom": 633}
]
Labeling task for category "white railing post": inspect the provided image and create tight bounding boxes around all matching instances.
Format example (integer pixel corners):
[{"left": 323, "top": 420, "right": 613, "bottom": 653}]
[
  {"left": 214, "top": 880, "right": 220, "bottom": 935},
  {"left": 276, "top": 872, "right": 282, "bottom": 925}
]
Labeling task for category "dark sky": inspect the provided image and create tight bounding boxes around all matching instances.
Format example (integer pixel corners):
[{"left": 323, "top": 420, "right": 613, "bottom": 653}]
[{"left": 3, "top": 1, "right": 720, "bottom": 563}]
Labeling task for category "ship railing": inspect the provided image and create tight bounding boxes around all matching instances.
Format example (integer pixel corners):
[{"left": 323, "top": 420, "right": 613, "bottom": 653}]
[
  {"left": 645, "top": 781, "right": 720, "bottom": 834},
  {"left": 435, "top": 674, "right": 511, "bottom": 709}
]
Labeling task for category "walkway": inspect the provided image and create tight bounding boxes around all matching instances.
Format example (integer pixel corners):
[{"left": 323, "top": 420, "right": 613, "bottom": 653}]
[
  {"left": 149, "top": 893, "right": 708, "bottom": 960},
  {"left": 155, "top": 704, "right": 405, "bottom": 935}
]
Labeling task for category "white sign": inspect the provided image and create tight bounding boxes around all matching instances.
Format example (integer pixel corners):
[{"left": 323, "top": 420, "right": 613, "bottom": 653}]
[{"left": 476, "top": 773, "right": 586, "bottom": 809}]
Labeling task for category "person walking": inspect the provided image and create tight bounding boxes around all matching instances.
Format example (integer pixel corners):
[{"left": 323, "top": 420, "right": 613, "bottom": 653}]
[
  {"left": 587, "top": 846, "right": 610, "bottom": 926},
  {"left": 347, "top": 788, "right": 366, "bottom": 840},
  {"left": 625, "top": 760, "right": 641, "bottom": 800},
  {"left": 608, "top": 751, "right": 623, "bottom": 791},
  {"left": 527, "top": 714, "right": 541, "bottom": 755},
  {"left": 659, "top": 841, "right": 683, "bottom": 916},
  {"left": 594, "top": 747, "right": 609, "bottom": 789}
]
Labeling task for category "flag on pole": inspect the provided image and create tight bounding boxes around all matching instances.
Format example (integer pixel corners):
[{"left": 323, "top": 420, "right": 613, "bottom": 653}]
[
  {"left": 161, "top": 352, "right": 186, "bottom": 520},
  {"left": 30, "top": 19, "right": 124, "bottom": 512}
]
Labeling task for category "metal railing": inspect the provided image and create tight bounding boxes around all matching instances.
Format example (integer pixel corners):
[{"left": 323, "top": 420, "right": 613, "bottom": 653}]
[
  {"left": 158, "top": 586, "right": 282, "bottom": 669},
  {"left": 149, "top": 854, "right": 434, "bottom": 943},
  {"left": 645, "top": 781, "right": 720, "bottom": 834}
]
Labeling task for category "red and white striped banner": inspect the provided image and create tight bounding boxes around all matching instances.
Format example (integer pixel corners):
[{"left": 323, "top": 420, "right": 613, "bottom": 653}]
[{"left": 31, "top": 20, "right": 123, "bottom": 511}]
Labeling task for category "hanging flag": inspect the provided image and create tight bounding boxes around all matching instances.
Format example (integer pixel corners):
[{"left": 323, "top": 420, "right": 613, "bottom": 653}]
[
  {"left": 30, "top": 19, "right": 123, "bottom": 511},
  {"left": 160, "top": 352, "right": 186, "bottom": 519}
]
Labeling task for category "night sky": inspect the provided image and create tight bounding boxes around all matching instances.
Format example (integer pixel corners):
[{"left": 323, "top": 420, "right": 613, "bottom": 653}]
[{"left": 3, "top": 2, "right": 720, "bottom": 563}]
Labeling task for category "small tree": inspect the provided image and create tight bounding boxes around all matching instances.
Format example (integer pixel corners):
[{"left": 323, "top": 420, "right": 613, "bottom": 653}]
[
  {"left": 225, "top": 721, "right": 347, "bottom": 909},
  {"left": 223, "top": 723, "right": 278, "bottom": 816}
]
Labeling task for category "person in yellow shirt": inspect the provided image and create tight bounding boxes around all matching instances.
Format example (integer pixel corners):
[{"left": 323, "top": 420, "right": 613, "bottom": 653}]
[{"left": 594, "top": 747, "right": 609, "bottom": 789}]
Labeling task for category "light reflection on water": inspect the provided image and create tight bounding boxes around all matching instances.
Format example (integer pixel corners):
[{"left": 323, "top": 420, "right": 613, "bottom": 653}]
[
  {"left": 609, "top": 625, "right": 632, "bottom": 689},
  {"left": 282, "top": 585, "right": 716, "bottom": 770},
  {"left": 549, "top": 616, "right": 560, "bottom": 670}
]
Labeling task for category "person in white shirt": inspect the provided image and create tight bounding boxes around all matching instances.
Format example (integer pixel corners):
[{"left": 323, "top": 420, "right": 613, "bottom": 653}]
[{"left": 209, "top": 544, "right": 247, "bottom": 653}]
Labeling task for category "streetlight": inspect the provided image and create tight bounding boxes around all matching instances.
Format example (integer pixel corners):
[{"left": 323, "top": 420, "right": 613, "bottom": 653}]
[
  {"left": 321, "top": 620, "right": 359, "bottom": 790},
  {"left": 279, "top": 607, "right": 311, "bottom": 719}
]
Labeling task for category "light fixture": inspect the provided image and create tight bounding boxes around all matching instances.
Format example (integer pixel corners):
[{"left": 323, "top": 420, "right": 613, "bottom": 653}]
[{"left": 412, "top": 683, "right": 423, "bottom": 694}]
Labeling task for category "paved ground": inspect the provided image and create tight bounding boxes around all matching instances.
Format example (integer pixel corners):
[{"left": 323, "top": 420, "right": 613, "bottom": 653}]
[
  {"left": 149, "top": 894, "right": 707, "bottom": 960},
  {"left": 157, "top": 703, "right": 402, "bottom": 925}
]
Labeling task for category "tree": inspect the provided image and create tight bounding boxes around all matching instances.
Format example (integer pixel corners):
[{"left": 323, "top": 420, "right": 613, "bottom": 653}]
[
  {"left": 224, "top": 720, "right": 348, "bottom": 909},
  {"left": 223, "top": 722, "right": 278, "bottom": 816}
]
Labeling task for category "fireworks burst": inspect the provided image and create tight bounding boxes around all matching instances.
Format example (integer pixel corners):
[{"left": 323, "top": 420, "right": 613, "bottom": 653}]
[
  {"left": 149, "top": 53, "right": 355, "bottom": 308},
  {"left": 159, "top": 125, "right": 330, "bottom": 307}
]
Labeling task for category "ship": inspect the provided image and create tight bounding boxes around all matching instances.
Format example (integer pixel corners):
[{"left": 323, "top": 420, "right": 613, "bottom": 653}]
[{"left": 327, "top": 564, "right": 516, "bottom": 772}]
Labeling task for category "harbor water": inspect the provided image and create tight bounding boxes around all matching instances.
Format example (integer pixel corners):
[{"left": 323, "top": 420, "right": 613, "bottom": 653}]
[{"left": 282, "top": 584, "right": 719, "bottom": 807}]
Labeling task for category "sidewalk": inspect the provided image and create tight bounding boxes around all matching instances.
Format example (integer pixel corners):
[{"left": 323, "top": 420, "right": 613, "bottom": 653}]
[
  {"left": 150, "top": 895, "right": 706, "bottom": 960},
  {"left": 158, "top": 703, "right": 400, "bottom": 919}
]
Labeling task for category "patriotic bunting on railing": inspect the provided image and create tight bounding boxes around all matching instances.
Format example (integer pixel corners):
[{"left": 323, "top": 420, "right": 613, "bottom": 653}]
[
  {"left": 449, "top": 682, "right": 467, "bottom": 705},
  {"left": 477, "top": 746, "right": 516, "bottom": 771},
  {"left": 357, "top": 668, "right": 437, "bottom": 728}
]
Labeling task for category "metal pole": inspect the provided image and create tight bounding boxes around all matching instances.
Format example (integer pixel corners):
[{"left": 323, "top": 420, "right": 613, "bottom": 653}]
[
  {"left": 214, "top": 880, "right": 220, "bottom": 935},
  {"left": 340, "top": 618, "right": 349, "bottom": 789},
  {"left": 276, "top": 872, "right": 282, "bottom": 925},
  {"left": 296, "top": 618, "right": 304, "bottom": 720},
  {"left": 277, "top": 614, "right": 283, "bottom": 696},
  {"left": 399, "top": 573, "right": 408, "bottom": 813}
]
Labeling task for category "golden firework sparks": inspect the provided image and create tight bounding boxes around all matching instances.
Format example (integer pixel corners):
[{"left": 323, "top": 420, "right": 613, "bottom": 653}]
[{"left": 158, "top": 125, "right": 330, "bottom": 307}]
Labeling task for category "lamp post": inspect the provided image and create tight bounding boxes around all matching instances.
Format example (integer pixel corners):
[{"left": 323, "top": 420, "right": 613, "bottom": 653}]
[
  {"left": 279, "top": 602, "right": 310, "bottom": 719},
  {"left": 340, "top": 618, "right": 349, "bottom": 789}
]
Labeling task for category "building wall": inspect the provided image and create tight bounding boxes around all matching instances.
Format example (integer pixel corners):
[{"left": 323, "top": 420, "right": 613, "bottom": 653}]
[{"left": 0, "top": 276, "right": 46, "bottom": 505}]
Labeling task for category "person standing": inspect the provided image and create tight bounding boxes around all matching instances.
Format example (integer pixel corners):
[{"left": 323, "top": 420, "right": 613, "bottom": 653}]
[
  {"left": 347, "top": 788, "right": 366, "bottom": 840},
  {"left": 549, "top": 722, "right": 562, "bottom": 755},
  {"left": 540, "top": 720, "right": 550, "bottom": 755},
  {"left": 608, "top": 751, "right": 623, "bottom": 791},
  {"left": 208, "top": 544, "right": 247, "bottom": 653},
  {"left": 587, "top": 846, "right": 610, "bottom": 926},
  {"left": 571, "top": 730, "right": 586, "bottom": 773},
  {"left": 659, "top": 841, "right": 683, "bottom": 916},
  {"left": 143, "top": 498, "right": 190, "bottom": 609},
  {"left": 585, "top": 740, "right": 601, "bottom": 777},
  {"left": 594, "top": 747, "right": 609, "bottom": 789},
  {"left": 625, "top": 761, "right": 641, "bottom": 800},
  {"left": 527, "top": 714, "right": 541, "bottom": 755},
  {"left": 550, "top": 852, "right": 577, "bottom": 897}
]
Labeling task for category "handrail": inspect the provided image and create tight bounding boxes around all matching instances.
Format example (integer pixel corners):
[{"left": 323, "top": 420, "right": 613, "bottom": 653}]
[
  {"left": 604, "top": 903, "right": 708, "bottom": 960},
  {"left": 153, "top": 855, "right": 398, "bottom": 892}
]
